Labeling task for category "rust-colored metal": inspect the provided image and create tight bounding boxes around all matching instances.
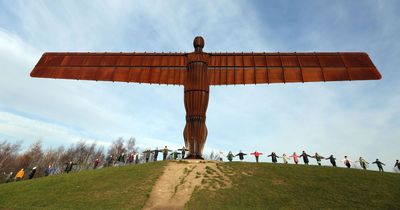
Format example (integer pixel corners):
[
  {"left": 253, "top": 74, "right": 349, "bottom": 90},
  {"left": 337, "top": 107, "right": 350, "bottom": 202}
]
[{"left": 30, "top": 36, "right": 382, "bottom": 159}]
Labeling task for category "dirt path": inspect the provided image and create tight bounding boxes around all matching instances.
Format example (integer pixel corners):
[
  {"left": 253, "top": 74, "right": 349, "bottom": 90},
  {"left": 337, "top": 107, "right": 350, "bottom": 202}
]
[{"left": 142, "top": 160, "right": 232, "bottom": 210}]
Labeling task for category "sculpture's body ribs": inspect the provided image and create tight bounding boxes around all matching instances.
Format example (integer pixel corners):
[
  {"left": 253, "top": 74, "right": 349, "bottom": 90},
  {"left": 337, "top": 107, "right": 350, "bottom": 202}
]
[
  {"left": 30, "top": 36, "right": 381, "bottom": 159},
  {"left": 184, "top": 52, "right": 209, "bottom": 158}
]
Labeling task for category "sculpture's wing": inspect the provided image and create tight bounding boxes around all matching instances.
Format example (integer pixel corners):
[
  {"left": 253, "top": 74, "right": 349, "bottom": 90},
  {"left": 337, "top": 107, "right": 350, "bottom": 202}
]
[
  {"left": 208, "top": 52, "right": 381, "bottom": 85},
  {"left": 30, "top": 52, "right": 188, "bottom": 85}
]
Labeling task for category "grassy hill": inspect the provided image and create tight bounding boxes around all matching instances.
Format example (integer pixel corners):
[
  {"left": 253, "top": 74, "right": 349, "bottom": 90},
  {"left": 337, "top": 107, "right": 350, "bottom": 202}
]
[
  {"left": 0, "top": 161, "right": 399, "bottom": 210},
  {"left": 0, "top": 162, "right": 166, "bottom": 210},
  {"left": 187, "top": 162, "right": 400, "bottom": 210}
]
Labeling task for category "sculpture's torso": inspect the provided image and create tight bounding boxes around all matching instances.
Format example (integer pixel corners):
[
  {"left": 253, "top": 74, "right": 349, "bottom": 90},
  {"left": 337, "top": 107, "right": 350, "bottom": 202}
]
[{"left": 183, "top": 52, "right": 210, "bottom": 158}]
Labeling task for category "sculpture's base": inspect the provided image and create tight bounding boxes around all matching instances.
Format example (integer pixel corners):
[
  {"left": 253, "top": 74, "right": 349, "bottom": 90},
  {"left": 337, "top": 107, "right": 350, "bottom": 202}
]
[{"left": 185, "top": 155, "right": 204, "bottom": 160}]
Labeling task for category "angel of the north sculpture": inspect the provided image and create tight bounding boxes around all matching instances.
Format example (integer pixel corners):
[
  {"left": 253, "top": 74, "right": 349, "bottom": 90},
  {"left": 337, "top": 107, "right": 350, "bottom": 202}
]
[{"left": 30, "top": 36, "right": 381, "bottom": 159}]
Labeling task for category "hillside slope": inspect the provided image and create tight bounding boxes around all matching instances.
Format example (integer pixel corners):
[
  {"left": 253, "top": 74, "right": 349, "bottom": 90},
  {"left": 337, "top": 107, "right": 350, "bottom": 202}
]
[
  {"left": 0, "top": 162, "right": 166, "bottom": 210},
  {"left": 187, "top": 162, "right": 400, "bottom": 210},
  {"left": 0, "top": 161, "right": 399, "bottom": 210}
]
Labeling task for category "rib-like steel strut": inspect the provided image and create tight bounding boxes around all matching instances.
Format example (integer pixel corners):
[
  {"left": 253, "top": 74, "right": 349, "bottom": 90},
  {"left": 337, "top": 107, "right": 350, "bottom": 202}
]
[{"left": 30, "top": 36, "right": 381, "bottom": 159}]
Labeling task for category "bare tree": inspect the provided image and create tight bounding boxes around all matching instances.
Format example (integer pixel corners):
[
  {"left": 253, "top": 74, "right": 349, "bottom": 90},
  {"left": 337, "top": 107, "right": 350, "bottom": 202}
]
[
  {"left": 42, "top": 147, "right": 62, "bottom": 171},
  {"left": 108, "top": 137, "right": 127, "bottom": 156},
  {"left": 0, "top": 136, "right": 140, "bottom": 183},
  {"left": 15, "top": 141, "right": 44, "bottom": 171},
  {"left": 126, "top": 137, "right": 137, "bottom": 154},
  {"left": 0, "top": 140, "right": 21, "bottom": 173}
]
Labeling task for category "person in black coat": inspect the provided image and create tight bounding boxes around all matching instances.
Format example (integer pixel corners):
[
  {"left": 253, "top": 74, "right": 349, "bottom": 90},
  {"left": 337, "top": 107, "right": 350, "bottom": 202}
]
[
  {"left": 178, "top": 146, "right": 189, "bottom": 159},
  {"left": 267, "top": 152, "right": 279, "bottom": 163},
  {"left": 394, "top": 160, "right": 400, "bottom": 171},
  {"left": 325, "top": 155, "right": 337, "bottom": 167},
  {"left": 135, "top": 153, "right": 140, "bottom": 164},
  {"left": 372, "top": 159, "right": 385, "bottom": 172},
  {"left": 64, "top": 161, "right": 77, "bottom": 173},
  {"left": 152, "top": 148, "right": 160, "bottom": 162},
  {"left": 28, "top": 167, "right": 37, "bottom": 179},
  {"left": 117, "top": 153, "right": 126, "bottom": 165},
  {"left": 300, "top": 151, "right": 311, "bottom": 165},
  {"left": 235, "top": 151, "right": 247, "bottom": 161},
  {"left": 106, "top": 155, "right": 114, "bottom": 167}
]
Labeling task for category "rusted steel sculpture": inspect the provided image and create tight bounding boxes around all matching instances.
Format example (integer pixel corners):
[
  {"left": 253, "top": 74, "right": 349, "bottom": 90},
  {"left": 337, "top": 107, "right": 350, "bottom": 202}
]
[{"left": 30, "top": 36, "right": 381, "bottom": 159}]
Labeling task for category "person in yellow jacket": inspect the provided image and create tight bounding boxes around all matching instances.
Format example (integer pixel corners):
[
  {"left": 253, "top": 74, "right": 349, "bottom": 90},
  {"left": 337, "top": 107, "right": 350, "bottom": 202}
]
[{"left": 15, "top": 168, "right": 24, "bottom": 181}]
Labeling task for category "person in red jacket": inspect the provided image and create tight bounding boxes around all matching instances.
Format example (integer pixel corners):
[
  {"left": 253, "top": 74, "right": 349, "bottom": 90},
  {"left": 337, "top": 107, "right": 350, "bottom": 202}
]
[
  {"left": 93, "top": 158, "right": 100, "bottom": 169},
  {"left": 250, "top": 151, "right": 263, "bottom": 163}
]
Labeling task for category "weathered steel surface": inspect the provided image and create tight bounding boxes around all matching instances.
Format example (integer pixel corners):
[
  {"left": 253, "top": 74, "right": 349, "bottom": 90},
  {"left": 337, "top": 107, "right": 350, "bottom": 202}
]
[
  {"left": 184, "top": 37, "right": 210, "bottom": 158},
  {"left": 30, "top": 36, "right": 382, "bottom": 159},
  {"left": 31, "top": 53, "right": 187, "bottom": 85},
  {"left": 208, "top": 52, "right": 380, "bottom": 85}
]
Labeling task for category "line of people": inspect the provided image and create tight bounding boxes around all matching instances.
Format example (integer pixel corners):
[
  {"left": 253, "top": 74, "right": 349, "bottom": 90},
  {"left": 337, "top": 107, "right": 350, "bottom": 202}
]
[
  {"left": 226, "top": 150, "right": 399, "bottom": 173},
  {"left": 102, "top": 146, "right": 188, "bottom": 169},
  {"left": 3, "top": 147, "right": 399, "bottom": 184},
  {"left": 2, "top": 145, "right": 190, "bottom": 184},
  {"left": 141, "top": 146, "right": 188, "bottom": 163},
  {"left": 3, "top": 167, "right": 37, "bottom": 183}
]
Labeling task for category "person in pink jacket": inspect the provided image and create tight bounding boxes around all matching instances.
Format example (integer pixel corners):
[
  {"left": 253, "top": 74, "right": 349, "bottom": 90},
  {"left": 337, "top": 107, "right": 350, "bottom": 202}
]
[
  {"left": 290, "top": 152, "right": 299, "bottom": 164},
  {"left": 250, "top": 151, "right": 263, "bottom": 163},
  {"left": 342, "top": 156, "right": 353, "bottom": 168}
]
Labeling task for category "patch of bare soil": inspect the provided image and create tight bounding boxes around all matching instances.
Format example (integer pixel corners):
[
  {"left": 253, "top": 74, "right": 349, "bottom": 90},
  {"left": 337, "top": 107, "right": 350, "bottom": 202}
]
[
  {"left": 143, "top": 160, "right": 232, "bottom": 210},
  {"left": 271, "top": 179, "right": 286, "bottom": 185}
]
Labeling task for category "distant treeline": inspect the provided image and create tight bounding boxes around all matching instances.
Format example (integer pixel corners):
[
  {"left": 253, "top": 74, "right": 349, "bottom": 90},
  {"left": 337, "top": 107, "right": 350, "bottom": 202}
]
[{"left": 0, "top": 137, "right": 138, "bottom": 183}]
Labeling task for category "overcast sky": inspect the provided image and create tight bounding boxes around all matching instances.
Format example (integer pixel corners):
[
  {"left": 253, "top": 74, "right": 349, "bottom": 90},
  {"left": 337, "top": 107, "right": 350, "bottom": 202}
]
[{"left": 0, "top": 1, "right": 399, "bottom": 171}]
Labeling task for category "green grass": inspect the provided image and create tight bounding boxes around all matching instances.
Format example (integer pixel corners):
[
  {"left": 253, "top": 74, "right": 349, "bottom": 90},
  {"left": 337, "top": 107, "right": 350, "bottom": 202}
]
[
  {"left": 1, "top": 161, "right": 399, "bottom": 210},
  {"left": 0, "top": 161, "right": 166, "bottom": 210},
  {"left": 186, "top": 162, "right": 400, "bottom": 210}
]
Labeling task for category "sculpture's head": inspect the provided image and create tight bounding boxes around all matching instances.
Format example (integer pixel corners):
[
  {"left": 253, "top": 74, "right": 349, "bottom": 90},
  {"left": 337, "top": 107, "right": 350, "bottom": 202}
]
[{"left": 193, "top": 36, "right": 204, "bottom": 52}]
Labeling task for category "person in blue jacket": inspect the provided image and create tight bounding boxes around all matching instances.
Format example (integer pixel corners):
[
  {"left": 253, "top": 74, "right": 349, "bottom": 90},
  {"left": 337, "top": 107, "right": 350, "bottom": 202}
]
[
  {"left": 372, "top": 159, "right": 385, "bottom": 172},
  {"left": 325, "top": 155, "right": 337, "bottom": 167}
]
